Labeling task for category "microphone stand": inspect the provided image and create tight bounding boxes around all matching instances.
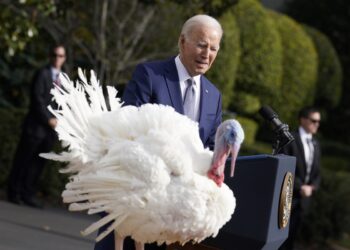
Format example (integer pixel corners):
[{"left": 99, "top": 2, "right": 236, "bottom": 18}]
[
  {"left": 272, "top": 139, "right": 281, "bottom": 155},
  {"left": 271, "top": 123, "right": 294, "bottom": 155}
]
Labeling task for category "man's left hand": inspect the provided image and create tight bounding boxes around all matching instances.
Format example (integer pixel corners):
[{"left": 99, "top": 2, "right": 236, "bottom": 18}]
[{"left": 300, "top": 185, "right": 313, "bottom": 197}]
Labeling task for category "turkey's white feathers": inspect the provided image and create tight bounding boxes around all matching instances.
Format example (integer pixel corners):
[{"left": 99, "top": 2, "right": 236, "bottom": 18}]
[{"left": 41, "top": 70, "right": 236, "bottom": 245}]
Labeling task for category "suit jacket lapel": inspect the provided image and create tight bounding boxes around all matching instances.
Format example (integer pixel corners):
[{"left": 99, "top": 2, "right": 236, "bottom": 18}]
[
  {"left": 44, "top": 65, "right": 53, "bottom": 92},
  {"left": 198, "top": 76, "right": 209, "bottom": 127},
  {"left": 311, "top": 138, "right": 319, "bottom": 168},
  {"left": 164, "top": 59, "right": 184, "bottom": 114},
  {"left": 295, "top": 132, "right": 307, "bottom": 173}
]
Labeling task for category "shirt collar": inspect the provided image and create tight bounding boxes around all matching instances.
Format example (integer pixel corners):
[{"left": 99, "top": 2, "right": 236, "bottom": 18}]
[
  {"left": 175, "top": 55, "right": 201, "bottom": 86},
  {"left": 299, "top": 126, "right": 312, "bottom": 140},
  {"left": 51, "top": 67, "right": 60, "bottom": 76}
]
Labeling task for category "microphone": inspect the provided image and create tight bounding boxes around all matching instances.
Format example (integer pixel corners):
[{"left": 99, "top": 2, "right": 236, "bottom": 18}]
[{"left": 259, "top": 106, "right": 294, "bottom": 154}]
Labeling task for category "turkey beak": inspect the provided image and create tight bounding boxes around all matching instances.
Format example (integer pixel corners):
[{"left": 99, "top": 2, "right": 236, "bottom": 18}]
[
  {"left": 230, "top": 144, "right": 241, "bottom": 177},
  {"left": 214, "top": 143, "right": 230, "bottom": 176}
]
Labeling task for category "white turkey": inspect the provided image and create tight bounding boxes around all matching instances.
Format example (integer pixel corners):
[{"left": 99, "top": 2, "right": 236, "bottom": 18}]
[{"left": 40, "top": 69, "right": 244, "bottom": 250}]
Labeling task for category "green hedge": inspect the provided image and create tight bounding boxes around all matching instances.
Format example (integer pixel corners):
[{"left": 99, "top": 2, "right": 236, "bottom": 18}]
[
  {"left": 321, "top": 140, "right": 350, "bottom": 160},
  {"left": 39, "top": 155, "right": 67, "bottom": 204},
  {"left": 236, "top": 115, "right": 258, "bottom": 145},
  {"left": 232, "top": 0, "right": 282, "bottom": 103},
  {"left": 0, "top": 108, "right": 26, "bottom": 185},
  {"left": 241, "top": 140, "right": 271, "bottom": 155},
  {"left": 303, "top": 25, "right": 343, "bottom": 109},
  {"left": 300, "top": 168, "right": 350, "bottom": 246},
  {"left": 270, "top": 12, "right": 318, "bottom": 127},
  {"left": 207, "top": 9, "right": 241, "bottom": 110},
  {"left": 230, "top": 91, "right": 261, "bottom": 115}
]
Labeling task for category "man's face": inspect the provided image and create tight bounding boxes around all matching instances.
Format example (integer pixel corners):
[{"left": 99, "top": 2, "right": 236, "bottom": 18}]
[
  {"left": 51, "top": 46, "right": 66, "bottom": 69},
  {"left": 179, "top": 25, "right": 221, "bottom": 76},
  {"left": 300, "top": 112, "right": 321, "bottom": 135}
]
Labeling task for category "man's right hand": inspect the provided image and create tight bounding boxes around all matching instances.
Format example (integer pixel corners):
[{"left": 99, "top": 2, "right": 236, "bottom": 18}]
[{"left": 48, "top": 118, "right": 58, "bottom": 129}]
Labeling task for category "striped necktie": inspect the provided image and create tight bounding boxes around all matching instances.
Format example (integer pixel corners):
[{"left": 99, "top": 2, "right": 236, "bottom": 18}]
[
  {"left": 183, "top": 78, "right": 196, "bottom": 121},
  {"left": 54, "top": 73, "right": 61, "bottom": 88}
]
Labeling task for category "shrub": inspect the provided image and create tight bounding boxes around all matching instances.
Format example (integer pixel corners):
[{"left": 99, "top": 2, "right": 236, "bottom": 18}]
[
  {"left": 321, "top": 140, "right": 350, "bottom": 161},
  {"left": 232, "top": 0, "right": 283, "bottom": 104},
  {"left": 303, "top": 25, "right": 343, "bottom": 109},
  {"left": 230, "top": 91, "right": 261, "bottom": 115},
  {"left": 270, "top": 12, "right": 318, "bottom": 127},
  {"left": 300, "top": 168, "right": 350, "bottom": 246},
  {"left": 236, "top": 115, "right": 258, "bottom": 145},
  {"left": 0, "top": 108, "right": 26, "bottom": 186},
  {"left": 322, "top": 156, "right": 350, "bottom": 172},
  {"left": 207, "top": 9, "right": 241, "bottom": 110},
  {"left": 241, "top": 141, "right": 271, "bottom": 156}
]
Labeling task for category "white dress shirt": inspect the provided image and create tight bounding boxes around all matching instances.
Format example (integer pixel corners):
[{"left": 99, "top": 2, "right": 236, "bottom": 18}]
[
  {"left": 175, "top": 55, "right": 201, "bottom": 121},
  {"left": 299, "top": 126, "right": 314, "bottom": 182},
  {"left": 51, "top": 67, "right": 61, "bottom": 82}
]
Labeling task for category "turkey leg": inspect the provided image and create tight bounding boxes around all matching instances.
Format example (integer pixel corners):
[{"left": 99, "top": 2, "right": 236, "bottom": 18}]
[
  {"left": 114, "top": 231, "right": 124, "bottom": 250},
  {"left": 135, "top": 241, "right": 144, "bottom": 250}
]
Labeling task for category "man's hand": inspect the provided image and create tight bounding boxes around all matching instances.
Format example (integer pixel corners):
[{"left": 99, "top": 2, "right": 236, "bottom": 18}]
[
  {"left": 300, "top": 185, "right": 313, "bottom": 197},
  {"left": 48, "top": 118, "right": 58, "bottom": 129}
]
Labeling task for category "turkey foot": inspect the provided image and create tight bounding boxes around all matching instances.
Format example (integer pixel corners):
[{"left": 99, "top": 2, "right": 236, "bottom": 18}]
[{"left": 135, "top": 241, "right": 144, "bottom": 250}]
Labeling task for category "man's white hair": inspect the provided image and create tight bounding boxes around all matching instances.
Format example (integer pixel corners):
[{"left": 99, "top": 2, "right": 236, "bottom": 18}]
[{"left": 180, "top": 14, "right": 223, "bottom": 39}]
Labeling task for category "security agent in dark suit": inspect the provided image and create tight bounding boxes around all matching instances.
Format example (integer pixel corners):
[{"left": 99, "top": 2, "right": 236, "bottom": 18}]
[
  {"left": 280, "top": 107, "right": 321, "bottom": 250},
  {"left": 7, "top": 45, "right": 66, "bottom": 208}
]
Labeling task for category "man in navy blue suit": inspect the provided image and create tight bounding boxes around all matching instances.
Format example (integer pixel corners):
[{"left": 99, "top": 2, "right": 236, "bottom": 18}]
[{"left": 95, "top": 14, "right": 224, "bottom": 250}]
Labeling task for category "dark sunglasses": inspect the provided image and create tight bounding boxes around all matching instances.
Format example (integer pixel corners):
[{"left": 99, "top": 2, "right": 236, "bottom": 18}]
[
  {"left": 52, "top": 53, "right": 65, "bottom": 58},
  {"left": 308, "top": 118, "right": 321, "bottom": 124}
]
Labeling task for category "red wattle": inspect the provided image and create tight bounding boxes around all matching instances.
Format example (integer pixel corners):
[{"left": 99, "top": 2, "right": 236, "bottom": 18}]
[{"left": 207, "top": 169, "right": 224, "bottom": 187}]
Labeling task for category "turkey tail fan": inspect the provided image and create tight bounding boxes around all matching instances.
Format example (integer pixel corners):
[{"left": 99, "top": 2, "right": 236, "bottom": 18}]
[{"left": 40, "top": 68, "right": 122, "bottom": 165}]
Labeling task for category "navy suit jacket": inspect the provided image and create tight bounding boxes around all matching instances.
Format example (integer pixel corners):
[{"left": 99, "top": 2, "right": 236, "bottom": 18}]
[
  {"left": 22, "top": 65, "right": 57, "bottom": 138},
  {"left": 122, "top": 57, "right": 222, "bottom": 149}
]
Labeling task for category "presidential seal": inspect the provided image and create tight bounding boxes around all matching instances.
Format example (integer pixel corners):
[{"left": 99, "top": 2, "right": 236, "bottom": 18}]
[{"left": 279, "top": 172, "right": 294, "bottom": 229}]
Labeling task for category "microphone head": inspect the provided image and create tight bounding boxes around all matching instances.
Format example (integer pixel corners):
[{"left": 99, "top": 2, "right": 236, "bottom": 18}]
[{"left": 259, "top": 106, "right": 278, "bottom": 121}]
